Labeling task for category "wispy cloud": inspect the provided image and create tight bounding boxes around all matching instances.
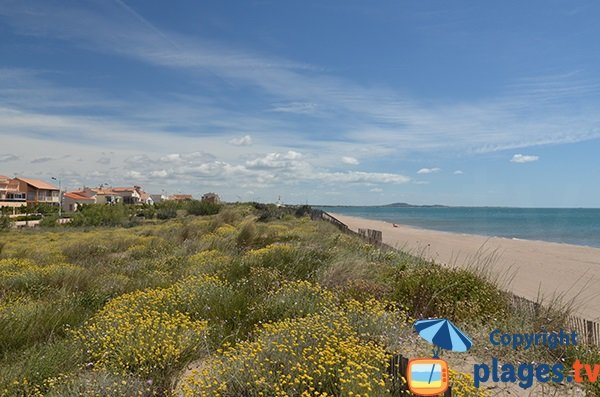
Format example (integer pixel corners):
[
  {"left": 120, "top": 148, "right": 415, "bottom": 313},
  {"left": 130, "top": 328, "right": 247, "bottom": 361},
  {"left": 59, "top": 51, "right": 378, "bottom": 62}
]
[
  {"left": 510, "top": 154, "right": 539, "bottom": 163},
  {"left": 270, "top": 102, "right": 318, "bottom": 114},
  {"left": 417, "top": 167, "right": 441, "bottom": 174},
  {"left": 341, "top": 156, "right": 359, "bottom": 165},
  {"left": 0, "top": 154, "right": 19, "bottom": 162},
  {"left": 453, "top": 170, "right": 464, "bottom": 175},
  {"left": 3, "top": 1, "right": 600, "bottom": 158},
  {"left": 228, "top": 135, "right": 253, "bottom": 146}
]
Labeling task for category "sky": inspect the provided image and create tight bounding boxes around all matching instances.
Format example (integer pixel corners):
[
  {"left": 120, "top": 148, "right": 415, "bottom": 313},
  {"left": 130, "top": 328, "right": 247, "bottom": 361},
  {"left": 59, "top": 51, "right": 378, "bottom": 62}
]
[{"left": 1, "top": 0, "right": 600, "bottom": 207}]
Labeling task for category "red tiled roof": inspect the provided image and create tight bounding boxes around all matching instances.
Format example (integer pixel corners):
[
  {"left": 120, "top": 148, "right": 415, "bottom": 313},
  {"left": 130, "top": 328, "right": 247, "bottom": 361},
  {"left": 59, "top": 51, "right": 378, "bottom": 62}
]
[
  {"left": 64, "top": 192, "right": 95, "bottom": 201},
  {"left": 15, "top": 177, "right": 59, "bottom": 190},
  {"left": 170, "top": 194, "right": 193, "bottom": 200}
]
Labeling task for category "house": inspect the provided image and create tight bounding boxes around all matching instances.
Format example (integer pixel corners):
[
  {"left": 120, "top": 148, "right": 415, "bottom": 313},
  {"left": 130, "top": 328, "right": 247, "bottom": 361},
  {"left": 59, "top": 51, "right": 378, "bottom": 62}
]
[
  {"left": 137, "top": 189, "right": 154, "bottom": 205},
  {"left": 201, "top": 192, "right": 221, "bottom": 204},
  {"left": 62, "top": 191, "right": 96, "bottom": 212},
  {"left": 169, "top": 194, "right": 193, "bottom": 201},
  {"left": 75, "top": 185, "right": 152, "bottom": 205},
  {"left": 110, "top": 187, "right": 142, "bottom": 204},
  {"left": 150, "top": 194, "right": 167, "bottom": 203},
  {"left": 13, "top": 177, "right": 60, "bottom": 206},
  {"left": 79, "top": 187, "right": 121, "bottom": 204},
  {"left": 0, "top": 175, "right": 26, "bottom": 212}
]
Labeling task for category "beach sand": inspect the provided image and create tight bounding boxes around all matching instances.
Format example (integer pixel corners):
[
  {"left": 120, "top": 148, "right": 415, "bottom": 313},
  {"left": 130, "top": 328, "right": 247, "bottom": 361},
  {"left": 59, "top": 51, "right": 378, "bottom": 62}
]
[{"left": 330, "top": 213, "right": 600, "bottom": 321}]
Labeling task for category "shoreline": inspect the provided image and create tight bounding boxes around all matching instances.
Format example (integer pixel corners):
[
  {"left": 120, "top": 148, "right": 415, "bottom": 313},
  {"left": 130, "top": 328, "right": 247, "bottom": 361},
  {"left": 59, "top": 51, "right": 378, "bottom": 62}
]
[{"left": 329, "top": 212, "right": 600, "bottom": 321}]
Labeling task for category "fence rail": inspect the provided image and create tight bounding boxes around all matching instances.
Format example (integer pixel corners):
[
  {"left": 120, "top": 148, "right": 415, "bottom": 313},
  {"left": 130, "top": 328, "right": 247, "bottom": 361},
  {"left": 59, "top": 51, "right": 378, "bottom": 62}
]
[{"left": 311, "top": 208, "right": 600, "bottom": 348}]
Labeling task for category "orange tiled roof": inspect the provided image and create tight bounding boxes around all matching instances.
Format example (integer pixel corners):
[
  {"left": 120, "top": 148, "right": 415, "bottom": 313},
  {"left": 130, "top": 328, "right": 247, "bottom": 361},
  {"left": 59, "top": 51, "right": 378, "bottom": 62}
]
[
  {"left": 170, "top": 194, "right": 193, "bottom": 200},
  {"left": 16, "top": 177, "right": 59, "bottom": 190},
  {"left": 111, "top": 187, "right": 136, "bottom": 192},
  {"left": 64, "top": 192, "right": 95, "bottom": 201}
]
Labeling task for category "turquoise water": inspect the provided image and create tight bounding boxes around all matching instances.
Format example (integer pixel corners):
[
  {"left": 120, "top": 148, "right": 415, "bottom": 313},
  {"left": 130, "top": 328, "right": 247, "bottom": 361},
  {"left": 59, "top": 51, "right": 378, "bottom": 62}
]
[{"left": 319, "top": 207, "right": 600, "bottom": 248}]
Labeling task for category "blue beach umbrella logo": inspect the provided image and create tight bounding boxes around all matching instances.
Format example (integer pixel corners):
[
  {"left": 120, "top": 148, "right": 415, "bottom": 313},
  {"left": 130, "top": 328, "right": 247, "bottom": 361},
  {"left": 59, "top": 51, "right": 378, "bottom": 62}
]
[{"left": 414, "top": 318, "right": 473, "bottom": 357}]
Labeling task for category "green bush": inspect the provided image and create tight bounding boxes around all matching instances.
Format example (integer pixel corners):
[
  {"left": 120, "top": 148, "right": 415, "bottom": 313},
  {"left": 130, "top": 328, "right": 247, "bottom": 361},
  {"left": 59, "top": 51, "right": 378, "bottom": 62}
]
[
  {"left": 0, "top": 339, "right": 84, "bottom": 397},
  {"left": 155, "top": 201, "right": 179, "bottom": 219},
  {"left": 39, "top": 215, "right": 59, "bottom": 227},
  {"left": 13, "top": 215, "right": 43, "bottom": 222},
  {"left": 0, "top": 215, "right": 12, "bottom": 231},
  {"left": 186, "top": 200, "right": 221, "bottom": 216},
  {"left": 388, "top": 264, "right": 508, "bottom": 323},
  {"left": 70, "top": 204, "right": 133, "bottom": 227}
]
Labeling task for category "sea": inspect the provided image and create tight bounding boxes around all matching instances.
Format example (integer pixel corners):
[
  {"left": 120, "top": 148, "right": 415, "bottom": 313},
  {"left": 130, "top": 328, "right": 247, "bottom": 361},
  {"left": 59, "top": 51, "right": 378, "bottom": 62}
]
[{"left": 318, "top": 206, "right": 600, "bottom": 248}]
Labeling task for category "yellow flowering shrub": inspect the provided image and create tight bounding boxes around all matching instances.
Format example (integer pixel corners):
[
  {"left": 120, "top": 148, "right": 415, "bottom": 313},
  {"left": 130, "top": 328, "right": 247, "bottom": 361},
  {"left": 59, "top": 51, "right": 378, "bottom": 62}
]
[
  {"left": 76, "top": 288, "right": 208, "bottom": 381},
  {"left": 247, "top": 243, "right": 296, "bottom": 266},
  {"left": 448, "top": 369, "right": 488, "bottom": 397},
  {"left": 187, "top": 250, "right": 232, "bottom": 277},
  {"left": 0, "top": 259, "right": 85, "bottom": 292},
  {"left": 247, "top": 243, "right": 325, "bottom": 279},
  {"left": 342, "top": 299, "right": 412, "bottom": 349},
  {"left": 214, "top": 224, "right": 237, "bottom": 237},
  {"left": 254, "top": 280, "right": 336, "bottom": 322},
  {"left": 174, "top": 275, "right": 239, "bottom": 322},
  {"left": 179, "top": 312, "right": 389, "bottom": 397},
  {"left": 6, "top": 370, "right": 157, "bottom": 397}
]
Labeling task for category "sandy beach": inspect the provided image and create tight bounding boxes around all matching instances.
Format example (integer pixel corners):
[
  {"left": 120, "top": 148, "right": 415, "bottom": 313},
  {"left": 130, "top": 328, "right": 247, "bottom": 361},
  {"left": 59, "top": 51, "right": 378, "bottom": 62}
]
[{"left": 330, "top": 213, "right": 600, "bottom": 321}]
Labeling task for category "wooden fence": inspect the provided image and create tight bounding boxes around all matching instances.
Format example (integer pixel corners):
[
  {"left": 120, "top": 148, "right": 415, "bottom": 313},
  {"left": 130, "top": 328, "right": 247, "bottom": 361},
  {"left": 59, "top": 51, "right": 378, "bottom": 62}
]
[{"left": 311, "top": 208, "right": 600, "bottom": 348}]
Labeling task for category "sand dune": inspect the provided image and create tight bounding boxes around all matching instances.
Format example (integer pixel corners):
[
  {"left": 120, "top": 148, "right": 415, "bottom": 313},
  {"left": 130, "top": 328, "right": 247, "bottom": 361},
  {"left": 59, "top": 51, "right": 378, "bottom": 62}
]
[{"left": 330, "top": 213, "right": 600, "bottom": 321}]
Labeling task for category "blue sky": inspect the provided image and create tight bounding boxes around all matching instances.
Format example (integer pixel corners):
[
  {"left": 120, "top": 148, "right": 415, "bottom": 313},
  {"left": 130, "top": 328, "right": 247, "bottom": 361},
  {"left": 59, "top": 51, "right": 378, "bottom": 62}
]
[{"left": 1, "top": 0, "right": 600, "bottom": 206}]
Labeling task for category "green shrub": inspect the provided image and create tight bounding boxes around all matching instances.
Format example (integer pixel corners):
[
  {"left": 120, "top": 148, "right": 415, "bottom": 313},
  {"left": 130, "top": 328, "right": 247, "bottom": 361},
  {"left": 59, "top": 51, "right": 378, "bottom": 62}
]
[
  {"left": 253, "top": 280, "right": 336, "bottom": 323},
  {"left": 0, "top": 294, "right": 90, "bottom": 352},
  {"left": 186, "top": 200, "right": 221, "bottom": 216},
  {"left": 39, "top": 215, "right": 59, "bottom": 227},
  {"left": 70, "top": 204, "right": 133, "bottom": 227},
  {"left": 388, "top": 264, "right": 508, "bottom": 323},
  {"left": 0, "top": 259, "right": 88, "bottom": 294},
  {"left": 0, "top": 215, "right": 12, "bottom": 231},
  {"left": 0, "top": 339, "right": 83, "bottom": 397},
  {"left": 155, "top": 201, "right": 179, "bottom": 219}
]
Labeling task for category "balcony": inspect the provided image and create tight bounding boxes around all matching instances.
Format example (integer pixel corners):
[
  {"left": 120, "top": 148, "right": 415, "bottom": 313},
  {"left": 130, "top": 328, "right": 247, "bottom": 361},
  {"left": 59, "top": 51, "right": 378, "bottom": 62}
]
[{"left": 0, "top": 192, "right": 26, "bottom": 202}]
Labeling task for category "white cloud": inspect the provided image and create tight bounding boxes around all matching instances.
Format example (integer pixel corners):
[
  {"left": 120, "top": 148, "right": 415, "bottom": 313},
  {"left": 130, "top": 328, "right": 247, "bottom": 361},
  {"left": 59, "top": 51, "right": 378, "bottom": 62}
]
[
  {"left": 97, "top": 157, "right": 111, "bottom": 165},
  {"left": 341, "top": 156, "right": 359, "bottom": 165},
  {"left": 315, "top": 171, "right": 409, "bottom": 184},
  {"left": 228, "top": 135, "right": 253, "bottom": 146},
  {"left": 417, "top": 167, "right": 441, "bottom": 174},
  {"left": 453, "top": 170, "right": 464, "bottom": 175},
  {"left": 125, "top": 170, "right": 142, "bottom": 179},
  {"left": 413, "top": 181, "right": 430, "bottom": 185},
  {"left": 370, "top": 187, "right": 383, "bottom": 192},
  {"left": 510, "top": 154, "right": 539, "bottom": 163},
  {"left": 150, "top": 170, "right": 169, "bottom": 178},
  {"left": 246, "top": 151, "right": 303, "bottom": 169},
  {"left": 270, "top": 102, "right": 317, "bottom": 114}
]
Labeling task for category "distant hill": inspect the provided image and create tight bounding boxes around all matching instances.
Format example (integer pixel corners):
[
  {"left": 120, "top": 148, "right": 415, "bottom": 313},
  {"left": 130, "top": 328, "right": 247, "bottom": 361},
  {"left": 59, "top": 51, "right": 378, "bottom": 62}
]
[{"left": 382, "top": 202, "right": 449, "bottom": 208}]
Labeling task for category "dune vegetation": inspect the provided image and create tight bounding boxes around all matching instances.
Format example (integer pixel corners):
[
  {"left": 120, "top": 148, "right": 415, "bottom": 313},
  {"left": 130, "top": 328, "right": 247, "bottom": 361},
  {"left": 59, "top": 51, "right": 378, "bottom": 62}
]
[{"left": 0, "top": 203, "right": 595, "bottom": 396}]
